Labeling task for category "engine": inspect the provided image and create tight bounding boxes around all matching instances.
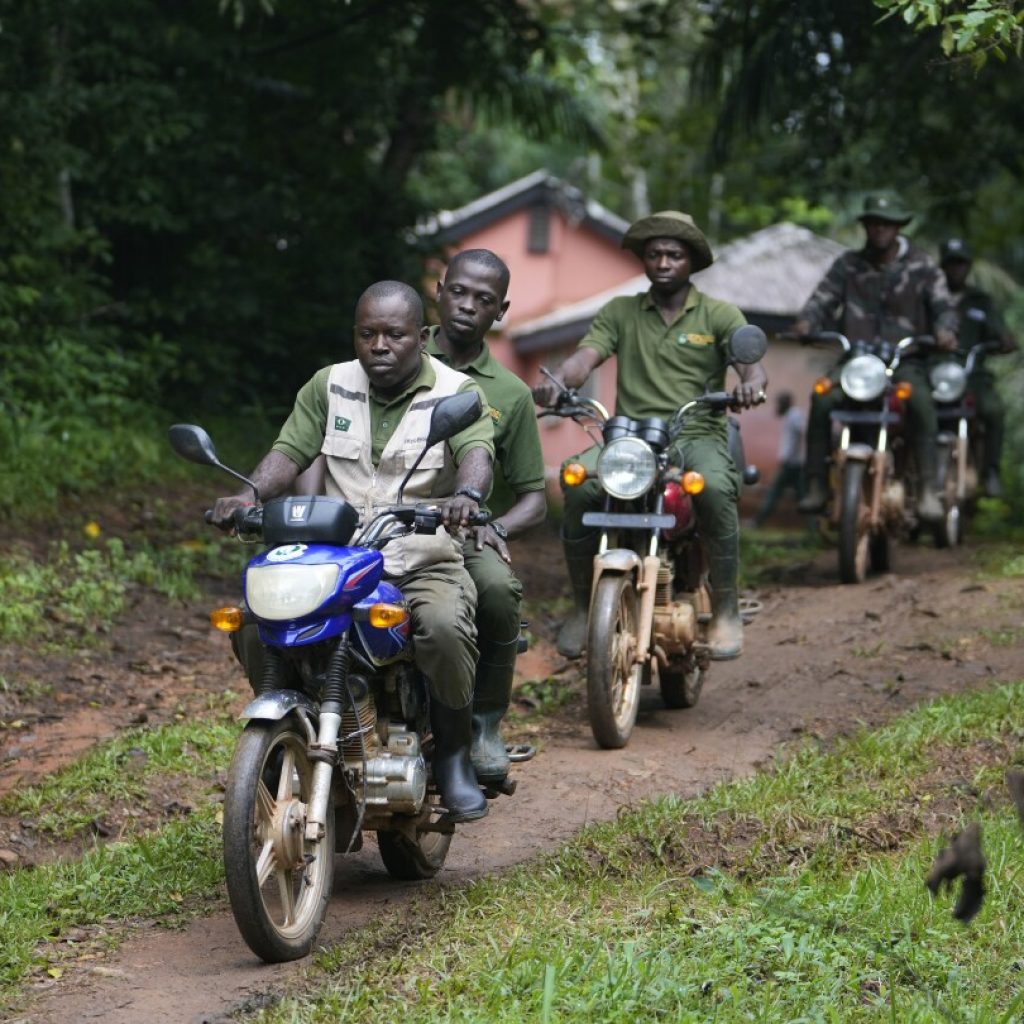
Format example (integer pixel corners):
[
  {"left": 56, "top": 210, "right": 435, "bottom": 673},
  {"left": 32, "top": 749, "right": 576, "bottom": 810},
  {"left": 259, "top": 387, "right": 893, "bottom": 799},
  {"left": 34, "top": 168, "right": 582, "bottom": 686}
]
[{"left": 340, "top": 684, "right": 427, "bottom": 814}]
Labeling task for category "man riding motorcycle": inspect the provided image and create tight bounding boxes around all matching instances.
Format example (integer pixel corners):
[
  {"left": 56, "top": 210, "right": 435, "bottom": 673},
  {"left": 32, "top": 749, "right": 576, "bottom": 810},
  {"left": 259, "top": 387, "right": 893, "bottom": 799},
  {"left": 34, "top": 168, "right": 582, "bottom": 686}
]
[
  {"left": 940, "top": 237, "right": 1018, "bottom": 498},
  {"left": 212, "top": 280, "right": 495, "bottom": 823},
  {"left": 532, "top": 211, "right": 768, "bottom": 663},
  {"left": 793, "top": 193, "right": 958, "bottom": 521}
]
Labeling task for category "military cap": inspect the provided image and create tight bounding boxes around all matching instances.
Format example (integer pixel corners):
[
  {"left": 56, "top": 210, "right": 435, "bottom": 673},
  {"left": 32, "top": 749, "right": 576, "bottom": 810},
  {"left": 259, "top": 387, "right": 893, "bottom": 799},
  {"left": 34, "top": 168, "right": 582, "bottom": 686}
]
[
  {"left": 940, "top": 237, "right": 973, "bottom": 264},
  {"left": 621, "top": 210, "right": 714, "bottom": 271},
  {"left": 857, "top": 193, "right": 913, "bottom": 225}
]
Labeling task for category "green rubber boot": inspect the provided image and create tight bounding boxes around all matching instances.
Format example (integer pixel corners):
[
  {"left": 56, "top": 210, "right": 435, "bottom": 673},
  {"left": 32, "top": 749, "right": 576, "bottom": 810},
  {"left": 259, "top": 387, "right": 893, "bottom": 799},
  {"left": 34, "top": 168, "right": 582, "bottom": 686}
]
[
  {"left": 471, "top": 635, "right": 518, "bottom": 783},
  {"left": 706, "top": 532, "right": 743, "bottom": 661},
  {"left": 556, "top": 531, "right": 597, "bottom": 659}
]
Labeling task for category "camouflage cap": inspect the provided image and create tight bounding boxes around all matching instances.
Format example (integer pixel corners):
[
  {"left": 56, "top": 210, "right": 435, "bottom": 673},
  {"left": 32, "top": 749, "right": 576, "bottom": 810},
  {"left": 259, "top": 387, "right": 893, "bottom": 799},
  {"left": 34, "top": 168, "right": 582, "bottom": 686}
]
[
  {"left": 857, "top": 193, "right": 913, "bottom": 225},
  {"left": 621, "top": 210, "right": 714, "bottom": 271},
  {"left": 940, "top": 237, "right": 973, "bottom": 264}
]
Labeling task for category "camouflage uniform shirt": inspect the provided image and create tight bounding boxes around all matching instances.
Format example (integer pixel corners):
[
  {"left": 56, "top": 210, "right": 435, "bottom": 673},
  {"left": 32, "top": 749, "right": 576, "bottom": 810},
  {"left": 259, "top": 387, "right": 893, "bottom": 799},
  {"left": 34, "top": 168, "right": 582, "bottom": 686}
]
[
  {"left": 950, "top": 285, "right": 1006, "bottom": 356},
  {"left": 799, "top": 236, "right": 956, "bottom": 348}
]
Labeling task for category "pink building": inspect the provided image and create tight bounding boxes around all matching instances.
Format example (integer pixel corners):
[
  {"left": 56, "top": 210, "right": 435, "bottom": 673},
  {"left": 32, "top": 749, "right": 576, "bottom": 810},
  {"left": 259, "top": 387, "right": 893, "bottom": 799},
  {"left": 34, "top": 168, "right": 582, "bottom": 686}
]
[{"left": 419, "top": 171, "right": 846, "bottom": 505}]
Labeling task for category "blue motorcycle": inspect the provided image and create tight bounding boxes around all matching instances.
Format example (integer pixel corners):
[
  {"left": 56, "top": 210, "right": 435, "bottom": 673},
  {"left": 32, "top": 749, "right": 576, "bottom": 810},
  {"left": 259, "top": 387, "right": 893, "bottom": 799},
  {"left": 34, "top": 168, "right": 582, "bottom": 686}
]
[{"left": 169, "top": 393, "right": 501, "bottom": 963}]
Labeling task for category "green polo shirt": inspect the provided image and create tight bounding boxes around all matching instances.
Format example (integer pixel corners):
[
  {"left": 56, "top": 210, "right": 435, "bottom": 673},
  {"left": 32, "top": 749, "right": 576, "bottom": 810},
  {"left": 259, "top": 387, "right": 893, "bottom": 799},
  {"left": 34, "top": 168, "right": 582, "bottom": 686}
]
[
  {"left": 580, "top": 284, "right": 746, "bottom": 436},
  {"left": 272, "top": 355, "right": 494, "bottom": 470},
  {"left": 427, "top": 327, "right": 546, "bottom": 518}
]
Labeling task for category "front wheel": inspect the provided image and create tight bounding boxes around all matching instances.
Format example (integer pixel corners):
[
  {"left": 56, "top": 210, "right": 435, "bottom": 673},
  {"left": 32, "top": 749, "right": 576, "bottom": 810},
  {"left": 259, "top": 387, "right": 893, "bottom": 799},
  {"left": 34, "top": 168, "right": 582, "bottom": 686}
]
[
  {"left": 838, "top": 460, "right": 872, "bottom": 584},
  {"left": 222, "top": 718, "right": 335, "bottom": 963},
  {"left": 586, "top": 574, "right": 643, "bottom": 749}
]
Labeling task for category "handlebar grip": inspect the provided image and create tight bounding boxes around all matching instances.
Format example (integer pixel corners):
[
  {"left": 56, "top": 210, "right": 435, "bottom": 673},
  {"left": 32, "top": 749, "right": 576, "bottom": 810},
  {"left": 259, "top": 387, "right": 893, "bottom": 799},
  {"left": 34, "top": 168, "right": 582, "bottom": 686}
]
[
  {"left": 702, "top": 391, "right": 736, "bottom": 411},
  {"left": 470, "top": 511, "right": 490, "bottom": 526}
]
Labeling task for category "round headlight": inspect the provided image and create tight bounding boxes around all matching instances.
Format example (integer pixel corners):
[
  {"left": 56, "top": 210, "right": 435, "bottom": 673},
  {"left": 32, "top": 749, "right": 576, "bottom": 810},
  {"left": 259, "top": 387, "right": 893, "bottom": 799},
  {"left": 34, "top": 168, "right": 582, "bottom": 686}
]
[
  {"left": 597, "top": 437, "right": 657, "bottom": 500},
  {"left": 929, "top": 361, "right": 967, "bottom": 402},
  {"left": 246, "top": 563, "right": 340, "bottom": 621},
  {"left": 840, "top": 354, "right": 888, "bottom": 402}
]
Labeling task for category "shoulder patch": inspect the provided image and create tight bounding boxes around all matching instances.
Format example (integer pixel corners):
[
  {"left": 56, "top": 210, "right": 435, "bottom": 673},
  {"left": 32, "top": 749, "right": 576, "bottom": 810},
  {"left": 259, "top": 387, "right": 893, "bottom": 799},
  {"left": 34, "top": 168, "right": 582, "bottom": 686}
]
[{"left": 489, "top": 406, "right": 502, "bottom": 422}]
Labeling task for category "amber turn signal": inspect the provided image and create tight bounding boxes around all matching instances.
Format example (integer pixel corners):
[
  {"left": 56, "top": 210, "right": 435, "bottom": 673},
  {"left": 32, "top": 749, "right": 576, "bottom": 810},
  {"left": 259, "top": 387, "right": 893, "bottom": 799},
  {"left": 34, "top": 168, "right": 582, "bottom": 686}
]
[
  {"left": 210, "top": 606, "right": 244, "bottom": 633},
  {"left": 682, "top": 471, "right": 705, "bottom": 495},
  {"left": 561, "top": 462, "right": 587, "bottom": 487},
  {"left": 895, "top": 381, "right": 913, "bottom": 401},
  {"left": 813, "top": 377, "right": 832, "bottom": 396},
  {"left": 369, "top": 603, "right": 409, "bottom": 628}
]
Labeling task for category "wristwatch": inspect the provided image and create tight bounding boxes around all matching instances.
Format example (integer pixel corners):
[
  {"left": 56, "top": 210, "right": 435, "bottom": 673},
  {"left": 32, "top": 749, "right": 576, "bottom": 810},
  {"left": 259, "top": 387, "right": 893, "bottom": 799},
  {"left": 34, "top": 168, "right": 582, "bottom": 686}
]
[
  {"left": 490, "top": 520, "right": 509, "bottom": 541},
  {"left": 454, "top": 486, "right": 484, "bottom": 504}
]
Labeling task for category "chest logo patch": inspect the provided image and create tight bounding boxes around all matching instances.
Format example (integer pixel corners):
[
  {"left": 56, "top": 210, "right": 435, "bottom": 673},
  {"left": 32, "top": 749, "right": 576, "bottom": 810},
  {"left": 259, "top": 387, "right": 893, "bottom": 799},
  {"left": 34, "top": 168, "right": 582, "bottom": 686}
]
[
  {"left": 677, "top": 332, "right": 714, "bottom": 346},
  {"left": 334, "top": 415, "right": 352, "bottom": 431}
]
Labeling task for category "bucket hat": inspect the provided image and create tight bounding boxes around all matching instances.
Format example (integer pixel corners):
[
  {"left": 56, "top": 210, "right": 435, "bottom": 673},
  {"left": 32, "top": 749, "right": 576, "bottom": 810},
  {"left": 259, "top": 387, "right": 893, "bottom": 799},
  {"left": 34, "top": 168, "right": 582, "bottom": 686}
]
[{"left": 621, "top": 210, "right": 714, "bottom": 271}]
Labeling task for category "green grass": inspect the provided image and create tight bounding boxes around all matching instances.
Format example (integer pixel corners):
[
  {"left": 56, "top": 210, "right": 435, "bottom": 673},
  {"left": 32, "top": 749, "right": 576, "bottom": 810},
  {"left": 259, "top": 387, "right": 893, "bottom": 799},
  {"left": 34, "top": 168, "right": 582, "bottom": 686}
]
[
  {"left": 0, "top": 536, "right": 247, "bottom": 646},
  {"left": 1, "top": 713, "right": 238, "bottom": 838},
  {"left": 246, "top": 681, "right": 1024, "bottom": 1023},
  {"left": 740, "top": 528, "right": 823, "bottom": 587}
]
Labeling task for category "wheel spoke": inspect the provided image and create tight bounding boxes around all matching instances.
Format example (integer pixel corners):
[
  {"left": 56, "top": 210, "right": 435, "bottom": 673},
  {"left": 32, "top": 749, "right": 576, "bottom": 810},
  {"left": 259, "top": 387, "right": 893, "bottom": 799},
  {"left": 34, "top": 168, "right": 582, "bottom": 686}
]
[
  {"left": 255, "top": 779, "right": 275, "bottom": 830},
  {"left": 276, "top": 867, "right": 296, "bottom": 926},
  {"left": 276, "top": 746, "right": 296, "bottom": 802},
  {"left": 256, "top": 840, "right": 276, "bottom": 888}
]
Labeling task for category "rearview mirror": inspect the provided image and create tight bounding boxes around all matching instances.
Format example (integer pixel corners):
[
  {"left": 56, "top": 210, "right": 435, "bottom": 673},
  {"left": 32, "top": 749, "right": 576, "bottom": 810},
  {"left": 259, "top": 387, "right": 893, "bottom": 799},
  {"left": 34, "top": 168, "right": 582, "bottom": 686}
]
[
  {"left": 167, "top": 423, "right": 260, "bottom": 503},
  {"left": 168, "top": 423, "right": 221, "bottom": 467},
  {"left": 427, "top": 391, "right": 484, "bottom": 447},
  {"left": 728, "top": 325, "right": 768, "bottom": 365}
]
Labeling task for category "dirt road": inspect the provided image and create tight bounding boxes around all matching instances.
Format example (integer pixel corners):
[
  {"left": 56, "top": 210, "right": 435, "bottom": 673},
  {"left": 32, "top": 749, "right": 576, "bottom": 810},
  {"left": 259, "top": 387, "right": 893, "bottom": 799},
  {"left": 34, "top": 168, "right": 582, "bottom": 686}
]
[{"left": 9, "top": 530, "right": 1024, "bottom": 1024}]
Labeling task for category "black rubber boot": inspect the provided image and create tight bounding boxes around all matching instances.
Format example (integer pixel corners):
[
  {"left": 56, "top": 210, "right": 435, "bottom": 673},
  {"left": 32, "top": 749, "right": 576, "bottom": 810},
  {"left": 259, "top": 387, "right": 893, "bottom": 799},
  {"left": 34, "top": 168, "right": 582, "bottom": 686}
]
[
  {"left": 706, "top": 533, "right": 743, "bottom": 661},
  {"left": 797, "top": 476, "right": 827, "bottom": 514},
  {"left": 557, "top": 531, "right": 597, "bottom": 659},
  {"left": 471, "top": 635, "right": 518, "bottom": 783},
  {"left": 431, "top": 698, "right": 488, "bottom": 822}
]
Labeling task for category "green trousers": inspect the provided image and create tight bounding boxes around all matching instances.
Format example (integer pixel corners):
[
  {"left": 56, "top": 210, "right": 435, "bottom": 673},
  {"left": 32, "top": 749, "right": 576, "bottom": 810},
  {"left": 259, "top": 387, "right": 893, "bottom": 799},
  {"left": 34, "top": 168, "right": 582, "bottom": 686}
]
[
  {"left": 462, "top": 538, "right": 523, "bottom": 712},
  {"left": 562, "top": 437, "right": 739, "bottom": 547}
]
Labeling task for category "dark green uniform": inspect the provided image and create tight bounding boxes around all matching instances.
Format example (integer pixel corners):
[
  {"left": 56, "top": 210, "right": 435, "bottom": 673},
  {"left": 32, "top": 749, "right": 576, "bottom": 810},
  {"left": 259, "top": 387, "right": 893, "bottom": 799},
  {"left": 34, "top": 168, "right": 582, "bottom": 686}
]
[
  {"left": 427, "top": 328, "right": 545, "bottom": 723},
  {"left": 799, "top": 238, "right": 957, "bottom": 488},
  {"left": 951, "top": 285, "right": 1008, "bottom": 478},
  {"left": 564, "top": 284, "right": 746, "bottom": 543},
  {"left": 239, "top": 355, "right": 495, "bottom": 709}
]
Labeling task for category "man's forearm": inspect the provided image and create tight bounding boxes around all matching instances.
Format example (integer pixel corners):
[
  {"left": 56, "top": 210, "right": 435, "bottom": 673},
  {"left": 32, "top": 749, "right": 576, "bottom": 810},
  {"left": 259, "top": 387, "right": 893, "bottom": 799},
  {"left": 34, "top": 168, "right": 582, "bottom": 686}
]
[
  {"left": 560, "top": 347, "right": 603, "bottom": 389},
  {"left": 248, "top": 450, "right": 302, "bottom": 501},
  {"left": 454, "top": 446, "right": 493, "bottom": 498},
  {"left": 495, "top": 490, "right": 546, "bottom": 538}
]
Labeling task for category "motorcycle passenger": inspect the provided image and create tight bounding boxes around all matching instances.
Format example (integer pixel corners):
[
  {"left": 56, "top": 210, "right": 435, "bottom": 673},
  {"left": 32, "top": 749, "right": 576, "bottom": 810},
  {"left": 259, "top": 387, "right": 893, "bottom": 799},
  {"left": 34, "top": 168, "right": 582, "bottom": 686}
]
[
  {"left": 212, "top": 281, "right": 496, "bottom": 823},
  {"left": 531, "top": 211, "right": 768, "bottom": 662},
  {"left": 793, "top": 193, "right": 958, "bottom": 522},
  {"left": 427, "top": 248, "right": 546, "bottom": 784},
  {"left": 939, "top": 237, "right": 1018, "bottom": 498}
]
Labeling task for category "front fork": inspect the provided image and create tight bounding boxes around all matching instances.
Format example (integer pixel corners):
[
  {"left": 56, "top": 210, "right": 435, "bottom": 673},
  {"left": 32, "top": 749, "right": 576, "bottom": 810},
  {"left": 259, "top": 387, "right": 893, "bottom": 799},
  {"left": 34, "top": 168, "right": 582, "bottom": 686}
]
[
  {"left": 833, "top": 424, "right": 889, "bottom": 528},
  {"left": 304, "top": 640, "right": 351, "bottom": 842}
]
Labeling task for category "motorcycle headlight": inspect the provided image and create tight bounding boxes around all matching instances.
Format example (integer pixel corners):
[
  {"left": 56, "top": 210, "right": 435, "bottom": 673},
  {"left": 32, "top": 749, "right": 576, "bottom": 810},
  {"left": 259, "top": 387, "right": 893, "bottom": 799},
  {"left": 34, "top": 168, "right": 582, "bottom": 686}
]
[
  {"left": 929, "top": 361, "right": 967, "bottom": 402},
  {"left": 597, "top": 437, "right": 658, "bottom": 500},
  {"left": 840, "top": 354, "right": 888, "bottom": 402},
  {"left": 245, "top": 563, "right": 340, "bottom": 621}
]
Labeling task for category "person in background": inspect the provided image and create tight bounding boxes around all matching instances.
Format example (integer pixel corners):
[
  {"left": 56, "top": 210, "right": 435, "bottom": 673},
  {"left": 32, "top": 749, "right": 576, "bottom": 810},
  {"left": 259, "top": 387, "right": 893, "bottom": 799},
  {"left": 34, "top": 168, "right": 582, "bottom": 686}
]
[
  {"left": 939, "top": 237, "right": 1018, "bottom": 498},
  {"left": 793, "top": 193, "right": 957, "bottom": 521},
  {"left": 752, "top": 391, "right": 805, "bottom": 527}
]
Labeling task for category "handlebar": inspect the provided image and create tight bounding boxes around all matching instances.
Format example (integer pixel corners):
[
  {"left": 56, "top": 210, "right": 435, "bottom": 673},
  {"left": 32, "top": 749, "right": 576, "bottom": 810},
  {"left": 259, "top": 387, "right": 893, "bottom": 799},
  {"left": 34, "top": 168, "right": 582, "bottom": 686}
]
[{"left": 204, "top": 505, "right": 263, "bottom": 536}]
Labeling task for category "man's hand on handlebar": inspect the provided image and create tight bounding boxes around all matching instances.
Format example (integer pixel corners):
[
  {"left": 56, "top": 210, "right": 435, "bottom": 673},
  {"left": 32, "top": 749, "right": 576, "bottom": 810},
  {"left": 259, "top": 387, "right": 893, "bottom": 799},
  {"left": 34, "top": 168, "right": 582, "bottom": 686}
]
[
  {"left": 731, "top": 382, "right": 767, "bottom": 409},
  {"left": 531, "top": 373, "right": 567, "bottom": 409},
  {"left": 211, "top": 494, "right": 255, "bottom": 532},
  {"left": 440, "top": 493, "right": 484, "bottom": 532}
]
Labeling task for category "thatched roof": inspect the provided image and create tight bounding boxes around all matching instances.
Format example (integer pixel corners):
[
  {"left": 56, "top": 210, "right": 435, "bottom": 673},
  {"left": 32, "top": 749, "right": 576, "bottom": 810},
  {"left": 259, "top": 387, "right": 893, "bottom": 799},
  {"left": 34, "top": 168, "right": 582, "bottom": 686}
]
[{"left": 511, "top": 222, "right": 847, "bottom": 353}]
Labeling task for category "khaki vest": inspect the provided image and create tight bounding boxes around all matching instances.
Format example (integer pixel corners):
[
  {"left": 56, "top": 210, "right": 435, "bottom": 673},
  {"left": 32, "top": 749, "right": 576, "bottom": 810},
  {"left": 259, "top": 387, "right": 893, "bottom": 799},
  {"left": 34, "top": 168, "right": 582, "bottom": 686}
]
[{"left": 321, "top": 357, "right": 469, "bottom": 577}]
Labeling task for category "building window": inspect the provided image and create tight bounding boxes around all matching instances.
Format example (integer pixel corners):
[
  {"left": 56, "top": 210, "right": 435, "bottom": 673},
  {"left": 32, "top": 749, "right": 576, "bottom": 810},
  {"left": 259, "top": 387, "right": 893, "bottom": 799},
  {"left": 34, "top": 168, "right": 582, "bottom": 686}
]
[{"left": 527, "top": 204, "right": 550, "bottom": 254}]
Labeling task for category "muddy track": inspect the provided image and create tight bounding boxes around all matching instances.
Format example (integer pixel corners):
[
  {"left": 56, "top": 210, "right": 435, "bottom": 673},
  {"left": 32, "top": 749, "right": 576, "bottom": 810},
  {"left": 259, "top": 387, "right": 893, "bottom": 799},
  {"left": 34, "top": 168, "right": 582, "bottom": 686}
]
[{"left": 10, "top": 531, "right": 1024, "bottom": 1024}]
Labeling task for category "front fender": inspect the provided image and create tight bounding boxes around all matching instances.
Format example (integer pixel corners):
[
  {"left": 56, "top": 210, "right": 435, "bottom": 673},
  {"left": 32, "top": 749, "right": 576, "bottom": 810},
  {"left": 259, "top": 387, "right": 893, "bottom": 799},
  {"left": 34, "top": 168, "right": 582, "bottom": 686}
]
[
  {"left": 594, "top": 549, "right": 643, "bottom": 577},
  {"left": 239, "top": 688, "right": 318, "bottom": 723},
  {"left": 843, "top": 443, "right": 875, "bottom": 462}
]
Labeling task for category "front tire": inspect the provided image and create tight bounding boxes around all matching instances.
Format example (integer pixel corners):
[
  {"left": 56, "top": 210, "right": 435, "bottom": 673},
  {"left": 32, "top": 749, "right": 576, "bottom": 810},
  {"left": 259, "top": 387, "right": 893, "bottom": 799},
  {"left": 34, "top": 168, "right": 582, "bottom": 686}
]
[
  {"left": 222, "top": 718, "right": 334, "bottom": 963},
  {"left": 586, "top": 574, "right": 643, "bottom": 749},
  {"left": 838, "top": 460, "right": 872, "bottom": 584}
]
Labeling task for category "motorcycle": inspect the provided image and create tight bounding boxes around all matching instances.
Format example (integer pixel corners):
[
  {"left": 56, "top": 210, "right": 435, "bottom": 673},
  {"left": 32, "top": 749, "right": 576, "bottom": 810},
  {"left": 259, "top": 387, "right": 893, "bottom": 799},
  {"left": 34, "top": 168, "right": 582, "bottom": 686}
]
[
  {"left": 806, "top": 331, "right": 939, "bottom": 583},
  {"left": 931, "top": 341, "right": 1002, "bottom": 546},
  {"left": 538, "top": 325, "right": 766, "bottom": 750},
  {"left": 168, "top": 392, "right": 514, "bottom": 963}
]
